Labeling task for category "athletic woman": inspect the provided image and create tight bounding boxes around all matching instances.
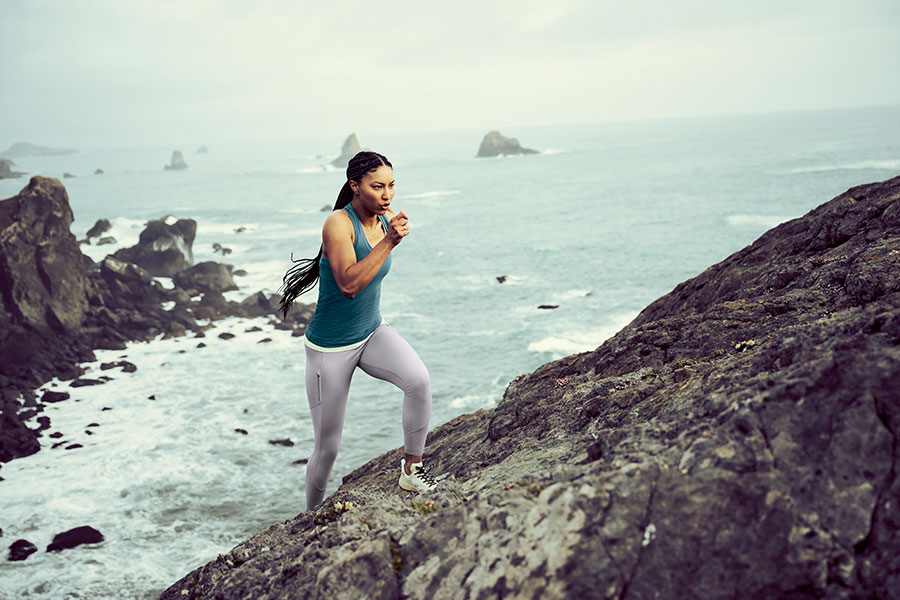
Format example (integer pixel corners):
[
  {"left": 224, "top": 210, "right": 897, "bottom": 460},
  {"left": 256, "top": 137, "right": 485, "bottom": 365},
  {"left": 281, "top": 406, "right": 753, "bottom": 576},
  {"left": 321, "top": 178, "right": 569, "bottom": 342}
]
[{"left": 280, "top": 151, "right": 437, "bottom": 510}]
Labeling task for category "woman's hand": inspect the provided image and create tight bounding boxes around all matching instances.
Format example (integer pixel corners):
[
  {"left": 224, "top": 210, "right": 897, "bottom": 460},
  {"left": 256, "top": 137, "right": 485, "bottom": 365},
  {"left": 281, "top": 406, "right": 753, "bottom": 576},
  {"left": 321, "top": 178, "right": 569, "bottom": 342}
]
[{"left": 386, "top": 211, "right": 410, "bottom": 246}]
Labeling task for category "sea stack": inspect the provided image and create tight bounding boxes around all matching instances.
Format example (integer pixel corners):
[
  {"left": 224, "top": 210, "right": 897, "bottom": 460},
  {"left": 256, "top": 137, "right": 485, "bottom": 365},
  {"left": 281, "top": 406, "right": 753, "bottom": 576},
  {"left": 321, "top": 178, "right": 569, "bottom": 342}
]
[
  {"left": 0, "top": 158, "right": 25, "bottom": 179},
  {"left": 164, "top": 151, "right": 188, "bottom": 171},
  {"left": 476, "top": 131, "right": 538, "bottom": 157},
  {"left": 331, "top": 134, "right": 361, "bottom": 168},
  {"left": 195, "top": 145, "right": 210, "bottom": 154}
]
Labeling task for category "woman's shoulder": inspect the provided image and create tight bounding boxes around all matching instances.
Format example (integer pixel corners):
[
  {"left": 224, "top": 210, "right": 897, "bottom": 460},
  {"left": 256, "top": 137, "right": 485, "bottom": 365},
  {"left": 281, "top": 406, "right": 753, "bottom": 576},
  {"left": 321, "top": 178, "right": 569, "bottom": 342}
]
[{"left": 323, "top": 209, "right": 354, "bottom": 240}]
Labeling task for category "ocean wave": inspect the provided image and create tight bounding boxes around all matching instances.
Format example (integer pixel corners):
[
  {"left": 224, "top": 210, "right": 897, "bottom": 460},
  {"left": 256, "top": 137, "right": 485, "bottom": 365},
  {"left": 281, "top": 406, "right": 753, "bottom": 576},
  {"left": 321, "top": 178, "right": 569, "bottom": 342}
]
[
  {"left": 405, "top": 190, "right": 460, "bottom": 199},
  {"left": 788, "top": 159, "right": 900, "bottom": 174},
  {"left": 527, "top": 313, "right": 638, "bottom": 357},
  {"left": 449, "top": 394, "right": 498, "bottom": 410},
  {"left": 725, "top": 214, "right": 790, "bottom": 228},
  {"left": 552, "top": 288, "right": 592, "bottom": 300},
  {"left": 296, "top": 164, "right": 340, "bottom": 174}
]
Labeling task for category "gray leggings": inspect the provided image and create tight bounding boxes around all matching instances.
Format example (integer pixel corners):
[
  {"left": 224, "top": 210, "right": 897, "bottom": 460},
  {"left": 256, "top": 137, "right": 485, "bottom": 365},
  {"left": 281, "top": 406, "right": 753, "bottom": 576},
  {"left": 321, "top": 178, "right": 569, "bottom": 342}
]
[{"left": 304, "top": 323, "right": 431, "bottom": 509}]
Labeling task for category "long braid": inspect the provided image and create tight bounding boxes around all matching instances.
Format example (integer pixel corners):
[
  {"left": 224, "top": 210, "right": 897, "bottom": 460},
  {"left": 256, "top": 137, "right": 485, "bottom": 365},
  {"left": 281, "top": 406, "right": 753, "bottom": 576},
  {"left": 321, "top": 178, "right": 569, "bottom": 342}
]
[{"left": 278, "top": 151, "right": 393, "bottom": 317}]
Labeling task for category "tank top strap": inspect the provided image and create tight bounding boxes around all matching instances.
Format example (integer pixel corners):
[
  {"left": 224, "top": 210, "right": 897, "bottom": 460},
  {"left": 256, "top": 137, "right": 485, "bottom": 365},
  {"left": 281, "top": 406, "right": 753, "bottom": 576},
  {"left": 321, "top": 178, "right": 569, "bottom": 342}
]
[{"left": 343, "top": 204, "right": 365, "bottom": 242}]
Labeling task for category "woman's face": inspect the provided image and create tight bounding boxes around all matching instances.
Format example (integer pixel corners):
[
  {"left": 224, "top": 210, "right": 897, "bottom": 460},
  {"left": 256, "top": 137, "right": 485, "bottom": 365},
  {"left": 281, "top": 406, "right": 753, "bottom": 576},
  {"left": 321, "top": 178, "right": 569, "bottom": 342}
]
[{"left": 351, "top": 165, "right": 395, "bottom": 215}]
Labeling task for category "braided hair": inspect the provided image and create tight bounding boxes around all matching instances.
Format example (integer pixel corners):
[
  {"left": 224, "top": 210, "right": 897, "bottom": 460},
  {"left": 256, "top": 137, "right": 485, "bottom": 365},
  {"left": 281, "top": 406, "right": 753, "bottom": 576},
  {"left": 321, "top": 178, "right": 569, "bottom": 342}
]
[{"left": 278, "top": 151, "right": 393, "bottom": 317}]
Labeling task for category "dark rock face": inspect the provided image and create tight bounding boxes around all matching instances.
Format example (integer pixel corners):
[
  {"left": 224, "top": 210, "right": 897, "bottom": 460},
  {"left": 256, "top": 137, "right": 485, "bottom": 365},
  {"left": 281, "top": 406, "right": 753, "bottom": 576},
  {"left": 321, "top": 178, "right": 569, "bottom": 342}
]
[
  {"left": 164, "top": 151, "right": 188, "bottom": 170},
  {"left": 46, "top": 526, "right": 104, "bottom": 552},
  {"left": 161, "top": 176, "right": 900, "bottom": 599},
  {"left": 85, "top": 218, "right": 111, "bottom": 239},
  {"left": 331, "top": 133, "right": 361, "bottom": 168},
  {"left": 113, "top": 218, "right": 196, "bottom": 277},
  {"left": 173, "top": 261, "right": 237, "bottom": 294},
  {"left": 476, "top": 131, "right": 538, "bottom": 157},
  {"left": 0, "top": 177, "right": 90, "bottom": 333},
  {"left": 8, "top": 539, "right": 37, "bottom": 561},
  {"left": 0, "top": 158, "right": 25, "bottom": 179}
]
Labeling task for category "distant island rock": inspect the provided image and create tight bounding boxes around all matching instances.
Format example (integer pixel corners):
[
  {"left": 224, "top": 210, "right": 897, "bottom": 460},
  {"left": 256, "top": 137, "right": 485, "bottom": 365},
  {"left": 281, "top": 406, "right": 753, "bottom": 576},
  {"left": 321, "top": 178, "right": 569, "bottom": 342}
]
[
  {"left": 331, "top": 134, "right": 361, "bottom": 168},
  {"left": 476, "top": 131, "right": 538, "bottom": 157},
  {"left": 0, "top": 142, "right": 77, "bottom": 157},
  {"left": 94, "top": 168, "right": 104, "bottom": 175},
  {"left": 0, "top": 158, "right": 25, "bottom": 179},
  {"left": 164, "top": 151, "right": 188, "bottom": 171},
  {"left": 195, "top": 145, "right": 209, "bottom": 154}
]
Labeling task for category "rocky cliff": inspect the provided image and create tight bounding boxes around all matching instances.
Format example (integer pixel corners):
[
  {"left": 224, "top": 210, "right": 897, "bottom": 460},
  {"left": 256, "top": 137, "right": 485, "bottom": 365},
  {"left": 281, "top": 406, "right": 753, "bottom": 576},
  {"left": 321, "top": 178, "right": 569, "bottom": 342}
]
[
  {"left": 0, "top": 177, "right": 312, "bottom": 464},
  {"left": 161, "top": 175, "right": 900, "bottom": 599},
  {"left": 476, "top": 131, "right": 538, "bottom": 157}
]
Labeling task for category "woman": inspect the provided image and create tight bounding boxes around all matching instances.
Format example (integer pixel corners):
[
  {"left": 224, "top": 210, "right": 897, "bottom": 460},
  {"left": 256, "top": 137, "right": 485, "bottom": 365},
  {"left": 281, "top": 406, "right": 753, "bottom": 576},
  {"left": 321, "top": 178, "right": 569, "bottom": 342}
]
[{"left": 280, "top": 151, "right": 437, "bottom": 510}]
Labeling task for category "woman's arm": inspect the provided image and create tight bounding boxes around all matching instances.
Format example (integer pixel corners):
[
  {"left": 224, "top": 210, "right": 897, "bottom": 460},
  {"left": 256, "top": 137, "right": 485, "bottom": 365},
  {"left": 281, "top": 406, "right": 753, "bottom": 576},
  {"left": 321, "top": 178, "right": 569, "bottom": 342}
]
[{"left": 322, "top": 210, "right": 409, "bottom": 299}]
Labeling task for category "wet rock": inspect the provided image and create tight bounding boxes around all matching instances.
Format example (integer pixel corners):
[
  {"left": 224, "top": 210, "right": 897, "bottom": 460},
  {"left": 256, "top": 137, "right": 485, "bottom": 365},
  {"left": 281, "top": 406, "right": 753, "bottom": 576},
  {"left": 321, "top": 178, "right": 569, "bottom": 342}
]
[
  {"left": 100, "top": 360, "right": 137, "bottom": 373},
  {"left": 218, "top": 332, "right": 235, "bottom": 341},
  {"left": 112, "top": 218, "right": 196, "bottom": 277},
  {"left": 269, "top": 438, "right": 294, "bottom": 447},
  {"left": 8, "top": 539, "right": 37, "bottom": 561},
  {"left": 70, "top": 378, "right": 105, "bottom": 387},
  {"left": 173, "top": 261, "right": 237, "bottom": 294},
  {"left": 46, "top": 526, "right": 104, "bottom": 552},
  {"left": 235, "top": 428, "right": 248, "bottom": 435},
  {"left": 537, "top": 304, "right": 559, "bottom": 310},
  {"left": 41, "top": 390, "right": 70, "bottom": 403}
]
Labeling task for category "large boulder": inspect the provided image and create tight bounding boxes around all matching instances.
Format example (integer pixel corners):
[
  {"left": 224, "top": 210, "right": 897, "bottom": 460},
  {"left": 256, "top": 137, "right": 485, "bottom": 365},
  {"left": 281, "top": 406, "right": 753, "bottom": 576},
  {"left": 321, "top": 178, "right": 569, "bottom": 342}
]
[
  {"left": 164, "top": 151, "right": 188, "bottom": 171},
  {"left": 476, "top": 131, "right": 538, "bottom": 157},
  {"left": 331, "top": 133, "right": 361, "bottom": 168},
  {"left": 0, "top": 158, "right": 25, "bottom": 179},
  {"left": 112, "top": 218, "right": 196, "bottom": 277},
  {"left": 0, "top": 176, "right": 89, "bottom": 333},
  {"left": 161, "top": 175, "right": 900, "bottom": 599},
  {"left": 173, "top": 261, "right": 238, "bottom": 294}
]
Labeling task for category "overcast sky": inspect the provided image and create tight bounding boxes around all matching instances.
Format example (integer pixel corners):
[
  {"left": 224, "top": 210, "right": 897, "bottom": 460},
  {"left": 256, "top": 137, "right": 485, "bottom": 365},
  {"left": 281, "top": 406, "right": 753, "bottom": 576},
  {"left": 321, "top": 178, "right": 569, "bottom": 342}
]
[{"left": 2, "top": 0, "right": 898, "bottom": 147}]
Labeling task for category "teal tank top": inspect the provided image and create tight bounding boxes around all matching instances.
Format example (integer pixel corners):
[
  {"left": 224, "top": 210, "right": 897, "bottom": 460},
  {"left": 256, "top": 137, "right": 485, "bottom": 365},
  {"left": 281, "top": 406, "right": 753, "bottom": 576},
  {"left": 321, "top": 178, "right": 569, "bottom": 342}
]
[{"left": 304, "top": 205, "right": 392, "bottom": 348}]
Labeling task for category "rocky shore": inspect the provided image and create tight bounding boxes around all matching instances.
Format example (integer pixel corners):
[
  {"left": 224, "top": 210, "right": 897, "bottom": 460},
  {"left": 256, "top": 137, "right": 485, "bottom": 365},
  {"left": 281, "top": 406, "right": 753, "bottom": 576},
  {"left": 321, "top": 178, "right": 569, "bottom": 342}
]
[
  {"left": 159, "top": 175, "right": 899, "bottom": 599},
  {"left": 0, "top": 176, "right": 312, "bottom": 464}
]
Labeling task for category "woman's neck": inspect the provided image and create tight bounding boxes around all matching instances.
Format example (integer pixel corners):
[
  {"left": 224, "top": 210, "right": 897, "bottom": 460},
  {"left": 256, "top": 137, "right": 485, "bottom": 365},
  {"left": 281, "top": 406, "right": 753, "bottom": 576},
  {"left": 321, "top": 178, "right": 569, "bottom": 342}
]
[{"left": 351, "top": 199, "right": 380, "bottom": 228}]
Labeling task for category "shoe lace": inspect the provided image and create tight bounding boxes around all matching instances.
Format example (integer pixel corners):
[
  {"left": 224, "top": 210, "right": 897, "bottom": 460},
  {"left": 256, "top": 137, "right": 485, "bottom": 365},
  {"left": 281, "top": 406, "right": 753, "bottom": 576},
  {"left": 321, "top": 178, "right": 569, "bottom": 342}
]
[{"left": 413, "top": 464, "right": 437, "bottom": 487}]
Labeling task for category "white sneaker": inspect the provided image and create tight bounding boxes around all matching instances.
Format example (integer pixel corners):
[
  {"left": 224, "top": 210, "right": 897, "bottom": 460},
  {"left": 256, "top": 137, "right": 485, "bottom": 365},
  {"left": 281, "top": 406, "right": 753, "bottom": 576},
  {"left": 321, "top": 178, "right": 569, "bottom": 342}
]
[{"left": 398, "top": 458, "right": 437, "bottom": 493}]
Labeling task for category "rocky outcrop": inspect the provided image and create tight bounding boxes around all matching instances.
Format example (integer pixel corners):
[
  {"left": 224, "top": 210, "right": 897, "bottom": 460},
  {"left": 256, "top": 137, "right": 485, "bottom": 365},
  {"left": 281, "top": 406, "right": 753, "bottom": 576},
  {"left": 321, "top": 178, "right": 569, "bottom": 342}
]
[
  {"left": 0, "top": 177, "right": 314, "bottom": 464},
  {"left": 0, "top": 142, "right": 77, "bottom": 157},
  {"left": 0, "top": 158, "right": 25, "bottom": 179},
  {"left": 0, "top": 176, "right": 90, "bottom": 333},
  {"left": 196, "top": 145, "right": 210, "bottom": 154},
  {"left": 46, "top": 526, "right": 104, "bottom": 552},
  {"left": 476, "top": 131, "right": 538, "bottom": 157},
  {"left": 161, "top": 175, "right": 900, "bottom": 599},
  {"left": 164, "top": 151, "right": 188, "bottom": 171},
  {"left": 331, "top": 134, "right": 361, "bottom": 168},
  {"left": 84, "top": 218, "right": 112, "bottom": 241},
  {"left": 113, "top": 218, "right": 196, "bottom": 277}
]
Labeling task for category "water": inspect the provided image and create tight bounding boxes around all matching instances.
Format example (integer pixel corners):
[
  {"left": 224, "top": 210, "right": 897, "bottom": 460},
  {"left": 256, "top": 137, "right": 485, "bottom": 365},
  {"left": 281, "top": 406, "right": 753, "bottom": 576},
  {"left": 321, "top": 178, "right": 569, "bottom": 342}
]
[{"left": 1, "top": 106, "right": 899, "bottom": 598}]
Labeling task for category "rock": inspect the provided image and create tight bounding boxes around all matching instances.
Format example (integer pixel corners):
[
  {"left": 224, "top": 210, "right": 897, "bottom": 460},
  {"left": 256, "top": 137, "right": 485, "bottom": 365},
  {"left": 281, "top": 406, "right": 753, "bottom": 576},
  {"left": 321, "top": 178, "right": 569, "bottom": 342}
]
[
  {"left": 41, "top": 390, "right": 70, "bottom": 403},
  {"left": 232, "top": 269, "right": 248, "bottom": 277},
  {"left": 218, "top": 332, "right": 235, "bottom": 340},
  {"left": 496, "top": 275, "right": 507, "bottom": 283},
  {"left": 269, "top": 438, "right": 294, "bottom": 447},
  {"left": 476, "top": 131, "right": 538, "bottom": 157},
  {"left": 112, "top": 218, "right": 196, "bottom": 277},
  {"left": 85, "top": 218, "right": 111, "bottom": 239},
  {"left": 196, "top": 145, "right": 210, "bottom": 154},
  {"left": 164, "top": 151, "right": 188, "bottom": 171},
  {"left": 65, "top": 443, "right": 82, "bottom": 450},
  {"left": 0, "top": 158, "right": 26, "bottom": 179},
  {"left": 212, "top": 243, "right": 232, "bottom": 255},
  {"left": 70, "top": 378, "right": 105, "bottom": 387},
  {"left": 94, "top": 169, "right": 104, "bottom": 175},
  {"left": 238, "top": 291, "right": 279, "bottom": 318},
  {"left": 1, "top": 142, "right": 77, "bottom": 157},
  {"left": 172, "top": 261, "right": 236, "bottom": 294},
  {"left": 0, "top": 177, "right": 90, "bottom": 333},
  {"left": 160, "top": 175, "right": 900, "bottom": 600},
  {"left": 537, "top": 304, "right": 559, "bottom": 310},
  {"left": 46, "top": 526, "right": 104, "bottom": 552},
  {"left": 63, "top": 173, "right": 75, "bottom": 178},
  {"left": 100, "top": 361, "right": 137, "bottom": 373},
  {"left": 331, "top": 133, "right": 361, "bottom": 168},
  {"left": 8, "top": 539, "right": 37, "bottom": 561},
  {"left": 97, "top": 236, "right": 116, "bottom": 245},
  {"left": 235, "top": 428, "right": 248, "bottom": 435},
  {"left": 0, "top": 407, "right": 40, "bottom": 462}
]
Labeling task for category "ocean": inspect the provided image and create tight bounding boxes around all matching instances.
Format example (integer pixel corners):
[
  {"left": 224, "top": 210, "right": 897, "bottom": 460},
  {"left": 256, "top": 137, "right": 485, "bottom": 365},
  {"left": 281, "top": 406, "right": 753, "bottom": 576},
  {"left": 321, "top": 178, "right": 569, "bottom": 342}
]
[{"left": 1, "top": 106, "right": 899, "bottom": 598}]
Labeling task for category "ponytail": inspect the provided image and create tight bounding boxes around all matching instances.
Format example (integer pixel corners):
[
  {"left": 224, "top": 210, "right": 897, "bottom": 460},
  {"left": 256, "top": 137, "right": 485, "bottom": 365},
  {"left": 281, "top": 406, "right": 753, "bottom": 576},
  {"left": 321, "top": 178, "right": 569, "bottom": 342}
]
[{"left": 278, "top": 151, "right": 392, "bottom": 317}]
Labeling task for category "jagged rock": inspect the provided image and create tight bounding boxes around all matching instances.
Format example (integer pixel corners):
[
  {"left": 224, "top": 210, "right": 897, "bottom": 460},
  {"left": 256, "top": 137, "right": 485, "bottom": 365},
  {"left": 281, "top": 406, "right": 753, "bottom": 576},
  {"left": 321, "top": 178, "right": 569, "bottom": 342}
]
[
  {"left": 476, "top": 131, "right": 538, "bottom": 157},
  {"left": 173, "top": 261, "right": 237, "bottom": 294},
  {"left": 46, "top": 526, "right": 104, "bottom": 552},
  {"left": 332, "top": 134, "right": 361, "bottom": 168},
  {"left": 161, "top": 175, "right": 900, "bottom": 600},
  {"left": 1, "top": 142, "right": 76, "bottom": 157},
  {"left": 0, "top": 176, "right": 89, "bottom": 333},
  {"left": 164, "top": 151, "right": 188, "bottom": 170},
  {"left": 85, "top": 218, "right": 111, "bottom": 239},
  {"left": 112, "top": 218, "right": 196, "bottom": 277},
  {"left": 0, "top": 158, "right": 25, "bottom": 179},
  {"left": 8, "top": 539, "right": 37, "bottom": 561}
]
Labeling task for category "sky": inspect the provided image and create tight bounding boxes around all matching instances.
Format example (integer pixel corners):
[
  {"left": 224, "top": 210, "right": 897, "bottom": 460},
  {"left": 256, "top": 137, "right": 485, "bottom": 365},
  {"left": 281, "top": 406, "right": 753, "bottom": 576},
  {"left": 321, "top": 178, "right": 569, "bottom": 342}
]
[{"left": 1, "top": 0, "right": 899, "bottom": 147}]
